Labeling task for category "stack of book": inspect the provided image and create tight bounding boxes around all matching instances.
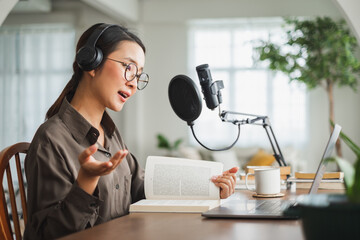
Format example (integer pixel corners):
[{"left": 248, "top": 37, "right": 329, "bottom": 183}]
[{"left": 287, "top": 172, "right": 345, "bottom": 190}]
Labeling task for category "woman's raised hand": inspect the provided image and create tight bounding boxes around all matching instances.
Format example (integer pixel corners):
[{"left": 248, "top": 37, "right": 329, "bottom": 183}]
[
  {"left": 77, "top": 144, "right": 128, "bottom": 194},
  {"left": 78, "top": 144, "right": 128, "bottom": 177}
]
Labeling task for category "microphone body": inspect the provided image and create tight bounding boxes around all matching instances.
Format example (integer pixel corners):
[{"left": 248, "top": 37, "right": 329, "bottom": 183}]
[{"left": 196, "top": 64, "right": 219, "bottom": 110}]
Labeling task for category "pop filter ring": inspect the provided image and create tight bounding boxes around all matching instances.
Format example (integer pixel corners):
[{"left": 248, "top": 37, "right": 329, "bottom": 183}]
[{"left": 168, "top": 75, "right": 203, "bottom": 125}]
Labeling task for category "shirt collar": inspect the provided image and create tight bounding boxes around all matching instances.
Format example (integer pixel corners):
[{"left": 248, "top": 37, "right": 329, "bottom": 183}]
[{"left": 58, "top": 97, "right": 116, "bottom": 145}]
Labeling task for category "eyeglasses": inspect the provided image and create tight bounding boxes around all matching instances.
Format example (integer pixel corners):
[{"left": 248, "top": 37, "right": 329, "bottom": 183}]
[{"left": 107, "top": 58, "right": 149, "bottom": 90}]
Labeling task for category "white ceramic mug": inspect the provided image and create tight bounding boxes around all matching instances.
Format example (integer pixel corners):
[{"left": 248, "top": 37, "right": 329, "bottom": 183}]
[{"left": 245, "top": 168, "right": 281, "bottom": 195}]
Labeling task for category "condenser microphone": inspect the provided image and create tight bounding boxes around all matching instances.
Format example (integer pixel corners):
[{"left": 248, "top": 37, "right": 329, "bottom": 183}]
[
  {"left": 168, "top": 75, "right": 202, "bottom": 125},
  {"left": 196, "top": 64, "right": 222, "bottom": 110}
]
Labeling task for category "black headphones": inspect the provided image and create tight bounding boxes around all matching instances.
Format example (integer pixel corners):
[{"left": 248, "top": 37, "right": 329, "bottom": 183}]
[{"left": 76, "top": 23, "right": 117, "bottom": 71}]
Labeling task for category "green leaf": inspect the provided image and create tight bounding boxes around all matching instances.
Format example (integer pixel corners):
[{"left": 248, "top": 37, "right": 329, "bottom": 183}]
[
  {"left": 330, "top": 120, "right": 360, "bottom": 158},
  {"left": 339, "top": 131, "right": 360, "bottom": 159},
  {"left": 156, "top": 134, "right": 183, "bottom": 152},
  {"left": 351, "top": 158, "right": 360, "bottom": 202},
  {"left": 325, "top": 157, "right": 355, "bottom": 190},
  {"left": 157, "top": 134, "right": 171, "bottom": 149},
  {"left": 173, "top": 139, "right": 183, "bottom": 150}
]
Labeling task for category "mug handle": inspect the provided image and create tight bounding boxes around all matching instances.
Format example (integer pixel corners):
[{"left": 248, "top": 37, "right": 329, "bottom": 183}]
[{"left": 245, "top": 173, "right": 255, "bottom": 191}]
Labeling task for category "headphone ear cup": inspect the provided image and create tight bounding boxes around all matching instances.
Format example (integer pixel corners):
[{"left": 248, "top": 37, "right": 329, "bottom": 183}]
[
  {"left": 92, "top": 47, "right": 103, "bottom": 70},
  {"left": 76, "top": 46, "right": 103, "bottom": 71}
]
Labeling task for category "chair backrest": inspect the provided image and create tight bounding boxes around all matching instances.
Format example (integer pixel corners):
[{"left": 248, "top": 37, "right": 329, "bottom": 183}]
[{"left": 0, "top": 142, "right": 30, "bottom": 240}]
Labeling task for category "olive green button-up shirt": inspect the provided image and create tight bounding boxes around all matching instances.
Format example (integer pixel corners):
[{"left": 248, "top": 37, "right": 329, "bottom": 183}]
[{"left": 24, "top": 98, "right": 145, "bottom": 240}]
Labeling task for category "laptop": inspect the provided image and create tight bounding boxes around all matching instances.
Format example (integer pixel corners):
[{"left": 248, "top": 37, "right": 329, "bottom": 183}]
[{"left": 201, "top": 124, "right": 342, "bottom": 220}]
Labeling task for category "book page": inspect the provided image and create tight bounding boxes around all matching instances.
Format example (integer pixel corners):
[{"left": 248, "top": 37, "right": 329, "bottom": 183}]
[{"left": 144, "top": 156, "right": 223, "bottom": 200}]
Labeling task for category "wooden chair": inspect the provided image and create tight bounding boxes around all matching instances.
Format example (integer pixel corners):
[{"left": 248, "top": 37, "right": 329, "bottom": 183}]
[{"left": 0, "top": 142, "right": 30, "bottom": 240}]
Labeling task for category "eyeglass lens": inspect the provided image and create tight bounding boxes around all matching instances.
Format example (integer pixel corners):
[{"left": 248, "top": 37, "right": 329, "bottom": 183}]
[
  {"left": 137, "top": 73, "right": 149, "bottom": 90},
  {"left": 125, "top": 63, "right": 137, "bottom": 81},
  {"left": 124, "top": 63, "right": 149, "bottom": 90}
]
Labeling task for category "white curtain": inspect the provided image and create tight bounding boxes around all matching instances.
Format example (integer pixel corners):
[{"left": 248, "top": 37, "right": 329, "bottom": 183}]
[{"left": 0, "top": 24, "right": 75, "bottom": 150}]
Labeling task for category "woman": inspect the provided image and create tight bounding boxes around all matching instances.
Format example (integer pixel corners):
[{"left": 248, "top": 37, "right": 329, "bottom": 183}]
[{"left": 24, "top": 23, "right": 238, "bottom": 240}]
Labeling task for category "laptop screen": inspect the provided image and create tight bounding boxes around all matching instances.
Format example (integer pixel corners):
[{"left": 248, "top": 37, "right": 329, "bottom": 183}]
[{"left": 308, "top": 124, "right": 342, "bottom": 194}]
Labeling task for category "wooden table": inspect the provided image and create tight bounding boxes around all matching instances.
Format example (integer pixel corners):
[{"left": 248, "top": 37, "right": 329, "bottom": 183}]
[{"left": 59, "top": 189, "right": 344, "bottom": 240}]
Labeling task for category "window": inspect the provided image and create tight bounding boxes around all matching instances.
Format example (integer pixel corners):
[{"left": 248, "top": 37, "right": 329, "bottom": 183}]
[
  {"left": 0, "top": 24, "right": 75, "bottom": 150},
  {"left": 188, "top": 18, "right": 308, "bottom": 149}
]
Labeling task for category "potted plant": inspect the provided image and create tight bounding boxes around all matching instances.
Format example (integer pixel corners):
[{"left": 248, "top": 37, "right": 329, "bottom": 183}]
[
  {"left": 156, "top": 133, "right": 183, "bottom": 157},
  {"left": 296, "top": 125, "right": 360, "bottom": 239},
  {"left": 255, "top": 16, "right": 360, "bottom": 157}
]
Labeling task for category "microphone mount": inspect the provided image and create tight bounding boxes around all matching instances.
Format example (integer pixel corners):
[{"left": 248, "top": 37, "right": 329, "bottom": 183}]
[
  {"left": 210, "top": 80, "right": 224, "bottom": 108},
  {"left": 219, "top": 110, "right": 287, "bottom": 167}
]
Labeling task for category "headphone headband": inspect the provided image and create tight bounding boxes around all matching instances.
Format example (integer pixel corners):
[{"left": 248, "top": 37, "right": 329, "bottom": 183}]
[{"left": 85, "top": 24, "right": 115, "bottom": 48}]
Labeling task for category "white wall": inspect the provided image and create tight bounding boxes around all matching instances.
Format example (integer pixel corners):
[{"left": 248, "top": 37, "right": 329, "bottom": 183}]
[
  {"left": 135, "top": 0, "right": 360, "bottom": 170},
  {"left": 142, "top": 0, "right": 341, "bottom": 22},
  {"left": 80, "top": 0, "right": 139, "bottom": 22},
  {"left": 334, "top": 0, "right": 360, "bottom": 45},
  {"left": 0, "top": 0, "right": 18, "bottom": 25}
]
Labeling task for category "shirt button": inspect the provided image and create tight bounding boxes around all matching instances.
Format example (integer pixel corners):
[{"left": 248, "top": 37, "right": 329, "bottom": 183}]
[
  {"left": 105, "top": 153, "right": 111, "bottom": 158},
  {"left": 115, "top": 184, "right": 120, "bottom": 189}
]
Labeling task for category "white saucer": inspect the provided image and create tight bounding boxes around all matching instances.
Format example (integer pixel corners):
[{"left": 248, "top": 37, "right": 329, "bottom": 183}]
[{"left": 252, "top": 192, "right": 285, "bottom": 198}]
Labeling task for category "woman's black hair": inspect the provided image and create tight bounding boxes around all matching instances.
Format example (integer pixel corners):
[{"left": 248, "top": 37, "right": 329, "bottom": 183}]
[{"left": 46, "top": 23, "right": 146, "bottom": 119}]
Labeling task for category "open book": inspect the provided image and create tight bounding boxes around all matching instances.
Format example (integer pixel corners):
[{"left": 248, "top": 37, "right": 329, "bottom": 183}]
[{"left": 129, "top": 156, "right": 223, "bottom": 213}]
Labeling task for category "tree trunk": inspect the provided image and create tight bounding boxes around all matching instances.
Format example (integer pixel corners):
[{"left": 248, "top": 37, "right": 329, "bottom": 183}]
[{"left": 327, "top": 80, "right": 342, "bottom": 157}]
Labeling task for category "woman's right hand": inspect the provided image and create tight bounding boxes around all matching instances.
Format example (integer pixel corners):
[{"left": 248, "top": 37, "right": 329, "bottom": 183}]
[
  {"left": 76, "top": 144, "right": 128, "bottom": 194},
  {"left": 78, "top": 144, "right": 128, "bottom": 177}
]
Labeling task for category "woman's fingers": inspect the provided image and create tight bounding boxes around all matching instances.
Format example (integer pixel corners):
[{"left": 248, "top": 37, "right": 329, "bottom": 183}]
[
  {"left": 212, "top": 170, "right": 238, "bottom": 199},
  {"left": 78, "top": 146, "right": 128, "bottom": 177},
  {"left": 222, "top": 175, "right": 235, "bottom": 194},
  {"left": 223, "top": 173, "right": 237, "bottom": 187},
  {"left": 223, "top": 167, "right": 239, "bottom": 175},
  {"left": 217, "top": 174, "right": 236, "bottom": 188},
  {"left": 102, "top": 150, "right": 128, "bottom": 175},
  {"left": 109, "top": 150, "right": 128, "bottom": 170},
  {"left": 213, "top": 182, "right": 231, "bottom": 199}
]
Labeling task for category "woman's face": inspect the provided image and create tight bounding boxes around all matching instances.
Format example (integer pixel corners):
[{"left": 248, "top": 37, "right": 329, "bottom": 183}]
[{"left": 90, "top": 40, "right": 145, "bottom": 112}]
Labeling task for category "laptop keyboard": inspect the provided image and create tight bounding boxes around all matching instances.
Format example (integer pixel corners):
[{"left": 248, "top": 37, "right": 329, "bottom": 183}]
[{"left": 251, "top": 200, "right": 296, "bottom": 214}]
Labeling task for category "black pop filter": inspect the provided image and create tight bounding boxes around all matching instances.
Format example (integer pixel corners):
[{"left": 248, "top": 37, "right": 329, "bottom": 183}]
[{"left": 168, "top": 75, "right": 202, "bottom": 125}]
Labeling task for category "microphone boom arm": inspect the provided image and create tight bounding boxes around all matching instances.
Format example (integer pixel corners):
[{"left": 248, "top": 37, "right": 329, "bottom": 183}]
[{"left": 220, "top": 110, "right": 287, "bottom": 167}]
